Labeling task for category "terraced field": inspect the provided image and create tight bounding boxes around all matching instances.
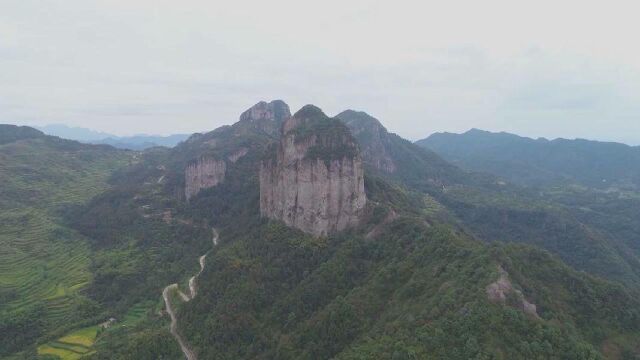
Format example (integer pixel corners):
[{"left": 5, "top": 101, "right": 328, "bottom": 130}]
[
  {"left": 120, "top": 301, "right": 155, "bottom": 327},
  {"left": 34, "top": 301, "right": 156, "bottom": 359},
  {"left": 38, "top": 326, "right": 99, "bottom": 359},
  {"left": 0, "top": 209, "right": 93, "bottom": 322},
  {"left": 0, "top": 135, "right": 131, "bottom": 354}
]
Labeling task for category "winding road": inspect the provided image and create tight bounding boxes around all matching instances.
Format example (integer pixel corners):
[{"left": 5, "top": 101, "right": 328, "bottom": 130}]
[{"left": 163, "top": 228, "right": 219, "bottom": 360}]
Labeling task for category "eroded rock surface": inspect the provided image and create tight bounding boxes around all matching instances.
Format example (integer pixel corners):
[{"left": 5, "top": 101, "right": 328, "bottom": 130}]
[
  {"left": 185, "top": 157, "right": 226, "bottom": 200},
  {"left": 260, "top": 105, "right": 366, "bottom": 236}
]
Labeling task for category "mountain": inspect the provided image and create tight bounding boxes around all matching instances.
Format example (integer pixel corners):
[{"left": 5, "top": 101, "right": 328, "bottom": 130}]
[
  {"left": 417, "top": 129, "right": 640, "bottom": 189},
  {"left": 36, "top": 124, "right": 190, "bottom": 150},
  {"left": 337, "top": 112, "right": 640, "bottom": 288},
  {"left": 36, "top": 124, "right": 114, "bottom": 142},
  {"left": 86, "top": 102, "right": 640, "bottom": 359},
  {"left": 94, "top": 134, "right": 190, "bottom": 150},
  {"left": 336, "top": 110, "right": 479, "bottom": 189},
  {"left": 3, "top": 106, "right": 640, "bottom": 359},
  {"left": 416, "top": 128, "right": 640, "bottom": 286}
]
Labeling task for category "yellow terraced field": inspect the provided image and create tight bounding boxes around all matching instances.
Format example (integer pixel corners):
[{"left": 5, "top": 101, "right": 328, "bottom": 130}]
[
  {"left": 59, "top": 326, "right": 99, "bottom": 347},
  {"left": 38, "top": 326, "right": 99, "bottom": 360}
]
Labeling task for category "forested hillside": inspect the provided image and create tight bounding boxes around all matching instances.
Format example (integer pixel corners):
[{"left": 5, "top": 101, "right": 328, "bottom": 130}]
[
  {"left": 341, "top": 112, "right": 640, "bottom": 288},
  {"left": 178, "top": 180, "right": 640, "bottom": 359},
  {"left": 3, "top": 104, "right": 640, "bottom": 359},
  {"left": 415, "top": 128, "right": 640, "bottom": 287}
]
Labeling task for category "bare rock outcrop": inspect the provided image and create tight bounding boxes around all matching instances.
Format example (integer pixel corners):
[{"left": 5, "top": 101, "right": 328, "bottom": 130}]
[
  {"left": 185, "top": 157, "right": 226, "bottom": 200},
  {"left": 487, "top": 266, "right": 539, "bottom": 318},
  {"left": 260, "top": 105, "right": 366, "bottom": 236},
  {"left": 236, "top": 100, "right": 291, "bottom": 136}
]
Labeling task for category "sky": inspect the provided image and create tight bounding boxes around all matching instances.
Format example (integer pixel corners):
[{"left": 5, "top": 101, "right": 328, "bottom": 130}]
[{"left": 2, "top": 0, "right": 640, "bottom": 143}]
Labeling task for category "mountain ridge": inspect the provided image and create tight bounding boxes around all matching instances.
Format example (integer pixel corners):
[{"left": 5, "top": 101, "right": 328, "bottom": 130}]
[{"left": 417, "top": 128, "right": 640, "bottom": 188}]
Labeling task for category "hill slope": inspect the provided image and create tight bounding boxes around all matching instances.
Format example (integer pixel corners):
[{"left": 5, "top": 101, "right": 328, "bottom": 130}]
[
  {"left": 416, "top": 129, "right": 640, "bottom": 286},
  {"left": 0, "top": 126, "right": 131, "bottom": 356}
]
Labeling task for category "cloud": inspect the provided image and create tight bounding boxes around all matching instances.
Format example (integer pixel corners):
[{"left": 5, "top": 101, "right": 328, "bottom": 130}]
[{"left": 1, "top": 0, "right": 640, "bottom": 144}]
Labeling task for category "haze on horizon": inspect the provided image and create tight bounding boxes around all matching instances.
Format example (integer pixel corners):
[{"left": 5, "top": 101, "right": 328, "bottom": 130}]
[{"left": 2, "top": 0, "right": 640, "bottom": 144}]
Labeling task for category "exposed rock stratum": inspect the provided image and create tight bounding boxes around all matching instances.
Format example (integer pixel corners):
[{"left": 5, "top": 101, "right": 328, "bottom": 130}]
[
  {"left": 185, "top": 157, "right": 226, "bottom": 200},
  {"left": 260, "top": 105, "right": 366, "bottom": 236}
]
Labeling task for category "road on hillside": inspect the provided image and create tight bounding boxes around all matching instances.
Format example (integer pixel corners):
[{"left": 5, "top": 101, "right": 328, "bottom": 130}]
[
  {"left": 163, "top": 228, "right": 219, "bottom": 360},
  {"left": 163, "top": 284, "right": 198, "bottom": 360}
]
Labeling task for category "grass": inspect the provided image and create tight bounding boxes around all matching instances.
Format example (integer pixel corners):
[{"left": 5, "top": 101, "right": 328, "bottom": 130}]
[{"left": 37, "top": 326, "right": 99, "bottom": 359}]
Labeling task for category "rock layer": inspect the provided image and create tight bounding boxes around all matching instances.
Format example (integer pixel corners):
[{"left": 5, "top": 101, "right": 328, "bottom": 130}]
[
  {"left": 260, "top": 105, "right": 366, "bottom": 236},
  {"left": 185, "top": 157, "right": 226, "bottom": 200}
]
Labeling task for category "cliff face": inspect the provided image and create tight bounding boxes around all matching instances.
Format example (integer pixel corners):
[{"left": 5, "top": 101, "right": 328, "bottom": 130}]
[
  {"left": 185, "top": 157, "right": 226, "bottom": 200},
  {"left": 179, "top": 100, "right": 291, "bottom": 201},
  {"left": 260, "top": 105, "right": 366, "bottom": 236}
]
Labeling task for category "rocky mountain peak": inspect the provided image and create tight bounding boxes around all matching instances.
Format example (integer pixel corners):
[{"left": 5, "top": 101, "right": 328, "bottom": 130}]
[
  {"left": 260, "top": 105, "right": 366, "bottom": 236},
  {"left": 238, "top": 100, "right": 291, "bottom": 135}
]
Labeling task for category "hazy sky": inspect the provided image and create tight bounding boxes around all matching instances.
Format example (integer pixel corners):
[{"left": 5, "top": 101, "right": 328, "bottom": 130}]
[{"left": 2, "top": 0, "right": 640, "bottom": 143}]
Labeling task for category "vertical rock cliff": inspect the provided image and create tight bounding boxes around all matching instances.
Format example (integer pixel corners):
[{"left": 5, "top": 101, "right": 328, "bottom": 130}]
[
  {"left": 180, "top": 100, "right": 291, "bottom": 201},
  {"left": 185, "top": 157, "right": 226, "bottom": 200},
  {"left": 260, "top": 105, "right": 366, "bottom": 236}
]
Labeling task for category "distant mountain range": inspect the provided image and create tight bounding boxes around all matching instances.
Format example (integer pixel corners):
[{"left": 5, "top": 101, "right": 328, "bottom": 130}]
[
  {"left": 417, "top": 128, "right": 640, "bottom": 189},
  {"left": 36, "top": 124, "right": 190, "bottom": 150}
]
